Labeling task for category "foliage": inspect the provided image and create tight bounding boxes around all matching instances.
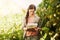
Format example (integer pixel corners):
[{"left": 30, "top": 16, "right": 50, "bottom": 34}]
[
  {"left": 0, "top": 13, "right": 24, "bottom": 40},
  {"left": 0, "top": 0, "right": 60, "bottom": 40},
  {"left": 36, "top": 0, "right": 60, "bottom": 40}
]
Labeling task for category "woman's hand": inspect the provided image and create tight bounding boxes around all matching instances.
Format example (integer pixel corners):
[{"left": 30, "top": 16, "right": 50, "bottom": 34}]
[
  {"left": 34, "top": 27, "right": 42, "bottom": 31},
  {"left": 23, "top": 27, "right": 27, "bottom": 31}
]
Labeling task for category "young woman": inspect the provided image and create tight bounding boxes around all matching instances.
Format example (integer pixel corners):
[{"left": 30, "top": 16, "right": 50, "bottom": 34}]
[{"left": 22, "top": 4, "right": 41, "bottom": 40}]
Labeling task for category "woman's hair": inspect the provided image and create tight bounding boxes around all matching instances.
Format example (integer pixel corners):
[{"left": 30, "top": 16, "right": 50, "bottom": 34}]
[{"left": 25, "top": 4, "right": 36, "bottom": 24}]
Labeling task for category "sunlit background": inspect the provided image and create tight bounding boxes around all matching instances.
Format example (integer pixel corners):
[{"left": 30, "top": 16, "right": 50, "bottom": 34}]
[
  {"left": 0, "top": 0, "right": 42, "bottom": 34},
  {"left": 0, "top": 0, "right": 42, "bottom": 39},
  {"left": 0, "top": 0, "right": 42, "bottom": 16},
  {"left": 0, "top": 0, "right": 60, "bottom": 40}
]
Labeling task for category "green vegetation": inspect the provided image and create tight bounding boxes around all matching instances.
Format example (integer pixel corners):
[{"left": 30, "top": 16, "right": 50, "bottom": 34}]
[
  {"left": 0, "top": 14, "right": 24, "bottom": 40},
  {"left": 36, "top": 0, "right": 60, "bottom": 40},
  {"left": 0, "top": 0, "right": 60, "bottom": 40}
]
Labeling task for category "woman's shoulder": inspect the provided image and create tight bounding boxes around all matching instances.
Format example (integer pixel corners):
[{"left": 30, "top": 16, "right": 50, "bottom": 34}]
[
  {"left": 35, "top": 14, "right": 40, "bottom": 20},
  {"left": 34, "top": 14, "right": 40, "bottom": 22},
  {"left": 22, "top": 17, "right": 26, "bottom": 23}
]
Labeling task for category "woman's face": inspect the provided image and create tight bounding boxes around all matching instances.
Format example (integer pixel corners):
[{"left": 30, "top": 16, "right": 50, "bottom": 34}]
[{"left": 29, "top": 9, "right": 35, "bottom": 16}]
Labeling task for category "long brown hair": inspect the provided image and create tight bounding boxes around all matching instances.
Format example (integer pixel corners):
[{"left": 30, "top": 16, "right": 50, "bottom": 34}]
[{"left": 25, "top": 4, "right": 36, "bottom": 24}]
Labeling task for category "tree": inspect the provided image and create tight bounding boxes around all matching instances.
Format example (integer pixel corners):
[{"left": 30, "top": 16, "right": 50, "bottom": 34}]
[{"left": 36, "top": 0, "right": 60, "bottom": 40}]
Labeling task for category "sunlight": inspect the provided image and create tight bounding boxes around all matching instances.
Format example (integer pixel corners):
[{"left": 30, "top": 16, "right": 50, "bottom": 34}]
[{"left": 0, "top": 0, "right": 42, "bottom": 16}]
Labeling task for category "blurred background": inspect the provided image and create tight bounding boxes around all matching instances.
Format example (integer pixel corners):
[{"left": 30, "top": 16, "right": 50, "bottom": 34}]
[{"left": 0, "top": 0, "right": 60, "bottom": 40}]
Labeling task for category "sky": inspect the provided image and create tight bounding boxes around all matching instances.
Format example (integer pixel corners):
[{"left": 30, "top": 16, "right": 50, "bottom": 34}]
[{"left": 0, "top": 0, "right": 42, "bottom": 16}]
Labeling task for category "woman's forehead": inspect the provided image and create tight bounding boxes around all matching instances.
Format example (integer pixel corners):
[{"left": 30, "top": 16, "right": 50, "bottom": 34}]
[{"left": 29, "top": 9, "right": 34, "bottom": 11}]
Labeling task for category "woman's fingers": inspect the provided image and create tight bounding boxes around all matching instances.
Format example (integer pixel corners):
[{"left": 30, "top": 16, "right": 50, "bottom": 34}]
[
  {"left": 34, "top": 27, "right": 38, "bottom": 31},
  {"left": 34, "top": 27, "right": 42, "bottom": 31},
  {"left": 24, "top": 27, "right": 27, "bottom": 31}
]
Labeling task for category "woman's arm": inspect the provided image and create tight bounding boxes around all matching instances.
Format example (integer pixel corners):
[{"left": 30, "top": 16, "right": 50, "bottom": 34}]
[
  {"left": 21, "top": 18, "right": 26, "bottom": 30},
  {"left": 35, "top": 18, "right": 42, "bottom": 31}
]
